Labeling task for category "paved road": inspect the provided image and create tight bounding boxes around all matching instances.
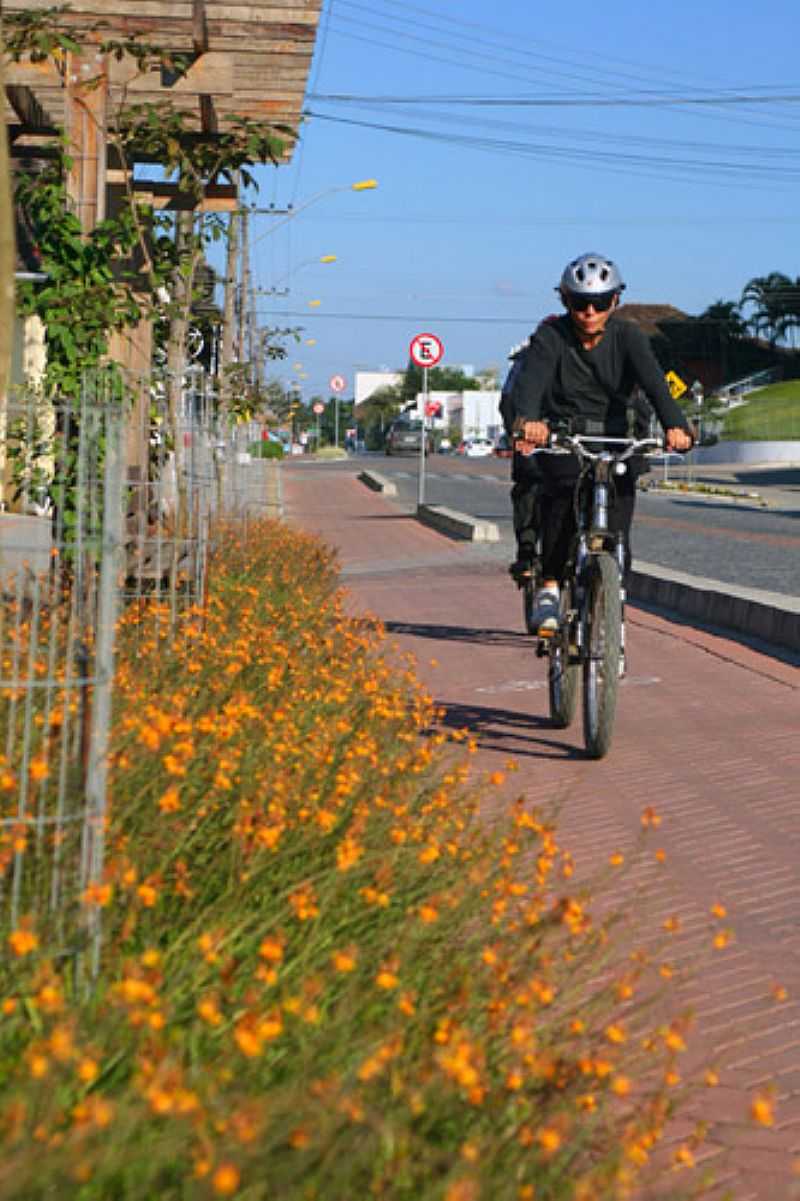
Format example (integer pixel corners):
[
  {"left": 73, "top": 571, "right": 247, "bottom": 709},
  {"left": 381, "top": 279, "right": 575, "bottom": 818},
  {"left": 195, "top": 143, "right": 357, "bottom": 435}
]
[
  {"left": 358, "top": 453, "right": 800, "bottom": 599},
  {"left": 282, "top": 460, "right": 800, "bottom": 1201}
]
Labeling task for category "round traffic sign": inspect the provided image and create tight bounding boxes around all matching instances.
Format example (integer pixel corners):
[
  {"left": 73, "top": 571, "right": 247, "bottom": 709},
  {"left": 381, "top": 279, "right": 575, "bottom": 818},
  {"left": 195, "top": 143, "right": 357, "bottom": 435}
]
[
  {"left": 329, "top": 374, "right": 347, "bottom": 393},
  {"left": 409, "top": 332, "right": 444, "bottom": 368},
  {"left": 312, "top": 401, "right": 325, "bottom": 415}
]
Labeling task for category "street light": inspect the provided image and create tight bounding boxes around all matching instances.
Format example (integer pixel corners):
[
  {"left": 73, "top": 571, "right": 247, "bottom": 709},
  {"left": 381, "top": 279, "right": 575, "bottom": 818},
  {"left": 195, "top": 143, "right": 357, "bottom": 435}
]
[
  {"left": 250, "top": 179, "right": 378, "bottom": 250},
  {"left": 254, "top": 254, "right": 338, "bottom": 297}
]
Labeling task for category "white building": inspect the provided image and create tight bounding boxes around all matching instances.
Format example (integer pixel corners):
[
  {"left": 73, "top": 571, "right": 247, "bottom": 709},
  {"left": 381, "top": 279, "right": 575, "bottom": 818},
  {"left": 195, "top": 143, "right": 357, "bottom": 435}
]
[{"left": 354, "top": 370, "right": 403, "bottom": 406}]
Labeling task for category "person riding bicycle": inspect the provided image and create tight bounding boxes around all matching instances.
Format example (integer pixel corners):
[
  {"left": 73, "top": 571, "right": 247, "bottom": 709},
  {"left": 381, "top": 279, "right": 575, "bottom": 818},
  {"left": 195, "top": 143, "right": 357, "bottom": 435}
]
[{"left": 507, "top": 252, "right": 693, "bottom": 634}]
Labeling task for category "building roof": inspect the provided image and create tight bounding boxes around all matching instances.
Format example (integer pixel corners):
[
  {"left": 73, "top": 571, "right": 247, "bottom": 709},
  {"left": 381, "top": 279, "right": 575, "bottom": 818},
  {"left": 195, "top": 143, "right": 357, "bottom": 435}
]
[{"left": 614, "top": 303, "right": 689, "bottom": 336}]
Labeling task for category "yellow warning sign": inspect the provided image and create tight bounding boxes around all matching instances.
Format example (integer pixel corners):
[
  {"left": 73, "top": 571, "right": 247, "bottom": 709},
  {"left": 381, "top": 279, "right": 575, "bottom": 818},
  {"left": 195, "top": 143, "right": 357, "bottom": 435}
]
[{"left": 665, "top": 370, "right": 688, "bottom": 400}]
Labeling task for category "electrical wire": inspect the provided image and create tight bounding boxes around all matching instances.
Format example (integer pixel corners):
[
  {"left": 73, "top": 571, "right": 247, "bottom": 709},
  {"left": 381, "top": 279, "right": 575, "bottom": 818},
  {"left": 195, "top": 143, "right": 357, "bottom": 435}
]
[{"left": 304, "top": 110, "right": 800, "bottom": 189}]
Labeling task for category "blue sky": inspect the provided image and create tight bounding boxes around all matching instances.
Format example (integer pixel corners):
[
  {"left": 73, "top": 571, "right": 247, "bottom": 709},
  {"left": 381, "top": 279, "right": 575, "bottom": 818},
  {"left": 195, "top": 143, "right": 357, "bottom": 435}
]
[{"left": 243, "top": 0, "right": 800, "bottom": 403}]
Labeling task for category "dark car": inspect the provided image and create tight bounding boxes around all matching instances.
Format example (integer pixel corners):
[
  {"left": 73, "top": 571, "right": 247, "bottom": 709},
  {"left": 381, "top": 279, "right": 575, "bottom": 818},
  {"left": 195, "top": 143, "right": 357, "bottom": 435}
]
[{"left": 385, "top": 419, "right": 433, "bottom": 455}]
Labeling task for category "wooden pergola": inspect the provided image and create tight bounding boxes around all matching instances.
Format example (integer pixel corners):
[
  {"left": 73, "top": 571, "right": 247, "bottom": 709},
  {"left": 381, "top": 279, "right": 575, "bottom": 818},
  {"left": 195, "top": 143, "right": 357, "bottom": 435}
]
[
  {"left": 3, "top": 0, "right": 323, "bottom": 221},
  {"left": 2, "top": 0, "right": 323, "bottom": 475}
]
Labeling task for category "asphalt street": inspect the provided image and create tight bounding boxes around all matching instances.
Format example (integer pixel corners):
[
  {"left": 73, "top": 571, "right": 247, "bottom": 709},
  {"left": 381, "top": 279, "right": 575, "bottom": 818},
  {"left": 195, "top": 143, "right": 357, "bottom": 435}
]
[{"left": 356, "top": 452, "right": 800, "bottom": 599}]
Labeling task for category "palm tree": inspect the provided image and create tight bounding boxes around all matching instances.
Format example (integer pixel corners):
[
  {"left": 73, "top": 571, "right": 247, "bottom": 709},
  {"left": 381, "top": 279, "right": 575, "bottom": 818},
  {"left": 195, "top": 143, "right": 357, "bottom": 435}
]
[
  {"left": 740, "top": 272, "right": 800, "bottom": 345},
  {"left": 698, "top": 300, "right": 746, "bottom": 338}
]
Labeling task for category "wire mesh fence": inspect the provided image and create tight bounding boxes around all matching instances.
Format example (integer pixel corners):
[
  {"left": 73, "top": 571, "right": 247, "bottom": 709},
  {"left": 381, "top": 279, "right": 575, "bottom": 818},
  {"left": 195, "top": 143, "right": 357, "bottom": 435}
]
[
  {"left": 0, "top": 376, "right": 125, "bottom": 973},
  {"left": 0, "top": 369, "right": 280, "bottom": 975}
]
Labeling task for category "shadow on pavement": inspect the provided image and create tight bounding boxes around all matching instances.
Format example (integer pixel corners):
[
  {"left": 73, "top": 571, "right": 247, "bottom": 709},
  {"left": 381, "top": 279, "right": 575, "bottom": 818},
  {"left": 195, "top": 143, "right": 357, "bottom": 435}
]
[
  {"left": 436, "top": 700, "right": 585, "bottom": 761},
  {"left": 384, "top": 620, "right": 526, "bottom": 649}
]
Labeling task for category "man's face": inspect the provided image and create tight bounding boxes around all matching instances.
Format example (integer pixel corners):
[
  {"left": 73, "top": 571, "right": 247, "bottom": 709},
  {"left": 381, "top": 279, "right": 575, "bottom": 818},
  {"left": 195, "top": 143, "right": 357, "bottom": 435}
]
[{"left": 563, "top": 290, "right": 618, "bottom": 341}]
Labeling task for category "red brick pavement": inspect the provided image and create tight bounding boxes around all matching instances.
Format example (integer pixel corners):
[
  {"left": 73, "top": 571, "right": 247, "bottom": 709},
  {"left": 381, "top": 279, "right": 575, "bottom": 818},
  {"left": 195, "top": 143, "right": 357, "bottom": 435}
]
[{"left": 283, "top": 462, "right": 800, "bottom": 1201}]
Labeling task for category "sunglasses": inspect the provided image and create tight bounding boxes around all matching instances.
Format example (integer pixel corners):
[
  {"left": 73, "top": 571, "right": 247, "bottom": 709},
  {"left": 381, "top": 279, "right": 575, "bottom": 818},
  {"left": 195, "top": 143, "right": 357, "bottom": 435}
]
[{"left": 566, "top": 291, "right": 617, "bottom": 313}]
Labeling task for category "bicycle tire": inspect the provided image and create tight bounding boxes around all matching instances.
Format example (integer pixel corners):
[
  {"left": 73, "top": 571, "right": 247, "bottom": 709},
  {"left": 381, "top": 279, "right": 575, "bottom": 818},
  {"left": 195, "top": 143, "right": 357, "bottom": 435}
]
[
  {"left": 548, "top": 587, "right": 579, "bottom": 728},
  {"left": 582, "top": 553, "right": 621, "bottom": 759}
]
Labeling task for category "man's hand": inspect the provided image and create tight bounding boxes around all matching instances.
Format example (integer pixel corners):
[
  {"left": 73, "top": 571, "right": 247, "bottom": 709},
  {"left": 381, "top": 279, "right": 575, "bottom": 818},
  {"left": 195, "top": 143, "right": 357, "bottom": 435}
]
[
  {"left": 665, "top": 427, "right": 693, "bottom": 452},
  {"left": 521, "top": 420, "right": 550, "bottom": 447}
]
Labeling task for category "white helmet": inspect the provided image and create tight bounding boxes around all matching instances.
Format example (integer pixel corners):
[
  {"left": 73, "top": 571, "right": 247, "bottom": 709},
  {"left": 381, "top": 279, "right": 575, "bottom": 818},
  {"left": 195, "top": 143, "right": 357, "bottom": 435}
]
[{"left": 559, "top": 253, "right": 625, "bottom": 296}]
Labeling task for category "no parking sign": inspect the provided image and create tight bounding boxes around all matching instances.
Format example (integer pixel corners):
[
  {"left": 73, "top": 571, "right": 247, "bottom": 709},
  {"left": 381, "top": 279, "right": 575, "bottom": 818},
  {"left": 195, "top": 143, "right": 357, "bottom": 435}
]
[{"left": 409, "top": 333, "right": 444, "bottom": 368}]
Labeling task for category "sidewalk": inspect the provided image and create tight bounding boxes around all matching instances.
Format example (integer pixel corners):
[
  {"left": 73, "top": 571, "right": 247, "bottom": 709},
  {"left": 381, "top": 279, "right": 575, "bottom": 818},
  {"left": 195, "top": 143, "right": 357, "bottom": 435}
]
[{"left": 283, "top": 459, "right": 800, "bottom": 1201}]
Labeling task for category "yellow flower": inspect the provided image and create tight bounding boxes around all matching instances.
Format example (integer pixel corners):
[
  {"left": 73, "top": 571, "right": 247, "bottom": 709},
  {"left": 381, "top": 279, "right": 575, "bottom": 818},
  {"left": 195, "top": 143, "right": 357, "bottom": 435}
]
[
  {"left": 704, "top": 1069, "right": 719, "bottom": 1087},
  {"left": 609, "top": 851, "right": 624, "bottom": 867},
  {"left": 605, "top": 1023, "right": 626, "bottom": 1044},
  {"left": 710, "top": 902, "right": 727, "bottom": 919},
  {"left": 419, "top": 903, "right": 439, "bottom": 923},
  {"left": 376, "top": 969, "right": 399, "bottom": 991},
  {"left": 611, "top": 1075, "right": 631, "bottom": 1096}
]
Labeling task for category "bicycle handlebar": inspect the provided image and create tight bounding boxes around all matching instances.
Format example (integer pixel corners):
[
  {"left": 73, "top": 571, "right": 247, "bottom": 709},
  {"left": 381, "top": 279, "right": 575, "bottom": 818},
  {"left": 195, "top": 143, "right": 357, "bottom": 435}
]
[{"left": 512, "top": 431, "right": 665, "bottom": 461}]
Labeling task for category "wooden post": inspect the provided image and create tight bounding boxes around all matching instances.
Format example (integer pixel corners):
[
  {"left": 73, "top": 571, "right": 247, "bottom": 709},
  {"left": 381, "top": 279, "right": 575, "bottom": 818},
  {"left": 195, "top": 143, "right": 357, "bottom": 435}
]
[{"left": 64, "top": 38, "right": 108, "bottom": 231}]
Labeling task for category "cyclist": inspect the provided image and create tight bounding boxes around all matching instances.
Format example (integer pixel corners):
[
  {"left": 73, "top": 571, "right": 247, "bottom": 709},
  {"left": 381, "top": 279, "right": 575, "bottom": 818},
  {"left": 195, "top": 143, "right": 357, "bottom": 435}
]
[{"left": 507, "top": 252, "right": 693, "bottom": 634}]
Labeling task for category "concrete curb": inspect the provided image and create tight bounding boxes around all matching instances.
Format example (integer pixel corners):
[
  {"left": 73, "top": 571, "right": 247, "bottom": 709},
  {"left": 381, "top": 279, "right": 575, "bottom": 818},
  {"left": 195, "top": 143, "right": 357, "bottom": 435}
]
[
  {"left": 629, "top": 560, "right": 800, "bottom": 654},
  {"left": 358, "top": 469, "right": 397, "bottom": 497},
  {"left": 416, "top": 503, "right": 500, "bottom": 542}
]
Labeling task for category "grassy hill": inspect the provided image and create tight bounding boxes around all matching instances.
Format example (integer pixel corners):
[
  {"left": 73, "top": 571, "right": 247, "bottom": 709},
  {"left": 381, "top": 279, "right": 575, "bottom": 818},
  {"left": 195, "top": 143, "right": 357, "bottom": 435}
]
[{"left": 720, "top": 379, "right": 800, "bottom": 441}]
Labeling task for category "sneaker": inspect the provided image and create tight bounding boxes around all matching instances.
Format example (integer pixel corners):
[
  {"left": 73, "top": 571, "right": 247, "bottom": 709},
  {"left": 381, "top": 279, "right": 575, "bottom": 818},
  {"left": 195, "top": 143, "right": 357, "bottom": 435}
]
[
  {"left": 532, "top": 584, "right": 560, "bottom": 635},
  {"left": 508, "top": 558, "right": 535, "bottom": 584}
]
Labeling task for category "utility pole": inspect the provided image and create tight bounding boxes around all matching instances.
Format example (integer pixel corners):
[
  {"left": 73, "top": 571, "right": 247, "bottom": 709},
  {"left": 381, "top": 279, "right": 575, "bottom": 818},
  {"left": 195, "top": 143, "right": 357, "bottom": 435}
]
[
  {"left": 238, "top": 206, "right": 250, "bottom": 374},
  {"left": 220, "top": 169, "right": 240, "bottom": 417}
]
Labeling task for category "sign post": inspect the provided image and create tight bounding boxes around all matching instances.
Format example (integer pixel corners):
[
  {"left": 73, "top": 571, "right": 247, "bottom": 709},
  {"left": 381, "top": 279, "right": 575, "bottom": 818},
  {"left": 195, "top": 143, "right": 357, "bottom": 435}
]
[
  {"left": 409, "top": 333, "right": 444, "bottom": 506},
  {"left": 329, "top": 375, "right": 346, "bottom": 447},
  {"left": 312, "top": 399, "right": 325, "bottom": 448}
]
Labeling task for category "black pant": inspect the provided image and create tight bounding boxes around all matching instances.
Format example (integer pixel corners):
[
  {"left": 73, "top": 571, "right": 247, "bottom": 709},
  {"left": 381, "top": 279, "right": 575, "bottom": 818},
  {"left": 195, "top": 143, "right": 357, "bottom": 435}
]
[
  {"left": 510, "top": 451, "right": 541, "bottom": 563},
  {"left": 539, "top": 468, "right": 637, "bottom": 583}
]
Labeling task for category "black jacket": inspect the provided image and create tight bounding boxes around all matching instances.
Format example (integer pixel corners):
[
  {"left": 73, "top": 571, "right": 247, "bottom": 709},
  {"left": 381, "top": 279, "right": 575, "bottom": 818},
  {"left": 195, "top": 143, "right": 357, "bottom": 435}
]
[{"left": 507, "top": 314, "right": 691, "bottom": 439}]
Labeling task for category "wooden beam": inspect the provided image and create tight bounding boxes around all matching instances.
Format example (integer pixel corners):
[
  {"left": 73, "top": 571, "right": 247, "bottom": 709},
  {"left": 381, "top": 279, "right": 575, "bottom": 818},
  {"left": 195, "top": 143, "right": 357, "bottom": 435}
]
[
  {"left": 193, "top": 0, "right": 209, "bottom": 52},
  {"left": 4, "top": 83, "right": 57, "bottom": 132},
  {"left": 131, "top": 179, "right": 237, "bottom": 211}
]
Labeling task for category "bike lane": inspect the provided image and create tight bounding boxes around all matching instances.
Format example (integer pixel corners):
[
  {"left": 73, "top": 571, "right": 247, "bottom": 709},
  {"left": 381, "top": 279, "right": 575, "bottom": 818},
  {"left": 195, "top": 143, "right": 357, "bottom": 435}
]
[{"left": 283, "top": 461, "right": 800, "bottom": 1201}]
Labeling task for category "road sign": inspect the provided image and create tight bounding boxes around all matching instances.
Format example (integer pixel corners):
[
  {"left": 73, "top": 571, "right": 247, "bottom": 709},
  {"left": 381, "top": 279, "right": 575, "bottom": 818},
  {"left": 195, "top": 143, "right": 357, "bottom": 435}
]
[
  {"left": 312, "top": 401, "right": 325, "bottom": 415},
  {"left": 409, "top": 332, "right": 444, "bottom": 368},
  {"left": 329, "top": 374, "right": 347, "bottom": 393},
  {"left": 665, "top": 370, "right": 688, "bottom": 400}
]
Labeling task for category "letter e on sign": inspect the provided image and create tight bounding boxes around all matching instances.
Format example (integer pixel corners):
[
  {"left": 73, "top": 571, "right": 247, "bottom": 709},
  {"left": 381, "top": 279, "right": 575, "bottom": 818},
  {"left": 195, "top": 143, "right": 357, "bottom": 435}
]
[{"left": 409, "top": 333, "right": 444, "bottom": 368}]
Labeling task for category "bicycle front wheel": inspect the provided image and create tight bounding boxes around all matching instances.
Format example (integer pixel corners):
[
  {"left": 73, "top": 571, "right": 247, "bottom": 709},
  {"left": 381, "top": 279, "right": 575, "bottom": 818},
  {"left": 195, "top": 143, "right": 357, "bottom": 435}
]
[
  {"left": 582, "top": 553, "right": 622, "bottom": 759},
  {"left": 548, "top": 586, "right": 579, "bottom": 728}
]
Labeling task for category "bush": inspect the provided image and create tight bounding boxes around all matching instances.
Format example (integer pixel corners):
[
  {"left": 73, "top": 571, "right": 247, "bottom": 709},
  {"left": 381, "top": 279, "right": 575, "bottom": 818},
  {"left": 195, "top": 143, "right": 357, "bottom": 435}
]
[
  {"left": 0, "top": 519, "right": 715, "bottom": 1200},
  {"left": 248, "top": 439, "right": 284, "bottom": 459}
]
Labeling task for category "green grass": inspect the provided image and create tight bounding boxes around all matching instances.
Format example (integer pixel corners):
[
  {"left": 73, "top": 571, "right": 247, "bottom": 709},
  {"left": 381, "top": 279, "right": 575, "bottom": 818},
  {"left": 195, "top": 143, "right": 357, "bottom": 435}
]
[{"left": 720, "top": 380, "right": 800, "bottom": 440}]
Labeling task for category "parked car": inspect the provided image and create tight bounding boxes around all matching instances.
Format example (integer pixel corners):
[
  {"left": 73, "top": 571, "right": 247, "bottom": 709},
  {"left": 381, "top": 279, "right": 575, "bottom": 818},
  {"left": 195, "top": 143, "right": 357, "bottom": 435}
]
[
  {"left": 385, "top": 419, "right": 433, "bottom": 455},
  {"left": 493, "top": 433, "right": 513, "bottom": 458},
  {"left": 464, "top": 437, "right": 494, "bottom": 458}
]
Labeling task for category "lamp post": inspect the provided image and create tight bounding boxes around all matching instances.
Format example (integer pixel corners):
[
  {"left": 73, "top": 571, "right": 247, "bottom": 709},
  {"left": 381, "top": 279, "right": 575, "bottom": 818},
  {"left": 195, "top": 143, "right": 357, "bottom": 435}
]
[{"left": 249, "top": 180, "right": 377, "bottom": 251}]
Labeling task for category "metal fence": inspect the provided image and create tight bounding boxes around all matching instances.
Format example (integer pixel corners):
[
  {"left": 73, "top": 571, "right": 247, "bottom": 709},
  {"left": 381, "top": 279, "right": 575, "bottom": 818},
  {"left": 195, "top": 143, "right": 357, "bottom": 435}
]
[
  {"left": 0, "top": 377, "right": 125, "bottom": 974},
  {"left": 0, "top": 371, "right": 279, "bottom": 975}
]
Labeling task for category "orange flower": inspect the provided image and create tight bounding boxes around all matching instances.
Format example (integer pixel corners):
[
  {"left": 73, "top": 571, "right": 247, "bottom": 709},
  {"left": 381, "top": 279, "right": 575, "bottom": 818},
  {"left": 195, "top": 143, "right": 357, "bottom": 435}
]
[
  {"left": 29, "top": 758, "right": 49, "bottom": 783},
  {"left": 157, "top": 786, "right": 181, "bottom": 813},
  {"left": 137, "top": 883, "right": 158, "bottom": 908},
  {"left": 331, "top": 949, "right": 357, "bottom": 973},
  {"left": 212, "top": 1163, "right": 241, "bottom": 1196},
  {"left": 8, "top": 928, "right": 38, "bottom": 957},
  {"left": 375, "top": 969, "right": 399, "bottom": 991},
  {"left": 751, "top": 1093, "right": 774, "bottom": 1126}
]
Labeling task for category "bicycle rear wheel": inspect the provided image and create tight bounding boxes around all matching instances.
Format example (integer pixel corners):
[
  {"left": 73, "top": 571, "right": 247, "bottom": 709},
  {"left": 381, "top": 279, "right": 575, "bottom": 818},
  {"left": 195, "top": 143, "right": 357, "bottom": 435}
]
[
  {"left": 548, "top": 586, "right": 579, "bottom": 728},
  {"left": 522, "top": 577, "right": 537, "bottom": 635},
  {"left": 582, "top": 553, "right": 622, "bottom": 759}
]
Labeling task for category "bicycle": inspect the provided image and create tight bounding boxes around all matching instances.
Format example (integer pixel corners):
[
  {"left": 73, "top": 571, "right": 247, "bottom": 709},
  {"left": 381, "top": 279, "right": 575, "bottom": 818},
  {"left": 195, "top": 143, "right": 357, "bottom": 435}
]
[{"left": 520, "top": 433, "right": 662, "bottom": 759}]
